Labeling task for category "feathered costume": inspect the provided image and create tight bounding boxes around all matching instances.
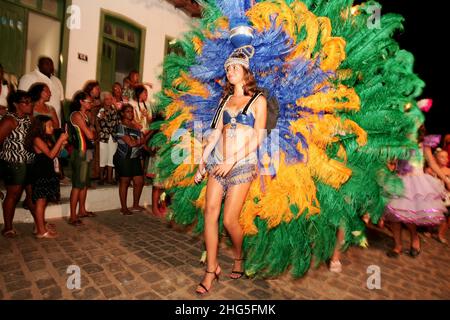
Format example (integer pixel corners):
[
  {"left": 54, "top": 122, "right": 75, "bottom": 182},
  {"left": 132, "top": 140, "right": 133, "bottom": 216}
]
[{"left": 149, "top": 0, "right": 425, "bottom": 277}]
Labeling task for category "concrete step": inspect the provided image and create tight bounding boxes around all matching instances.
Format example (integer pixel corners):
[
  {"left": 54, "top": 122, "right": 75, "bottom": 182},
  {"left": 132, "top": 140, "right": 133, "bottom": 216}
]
[{"left": 0, "top": 184, "right": 153, "bottom": 223}]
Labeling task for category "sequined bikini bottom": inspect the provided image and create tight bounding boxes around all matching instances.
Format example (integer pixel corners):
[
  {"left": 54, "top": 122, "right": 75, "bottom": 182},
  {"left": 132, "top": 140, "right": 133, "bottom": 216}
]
[{"left": 205, "top": 150, "right": 257, "bottom": 193}]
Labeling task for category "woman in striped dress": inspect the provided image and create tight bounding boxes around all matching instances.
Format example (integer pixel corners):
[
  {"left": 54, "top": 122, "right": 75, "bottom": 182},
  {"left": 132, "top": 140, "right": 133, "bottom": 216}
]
[{"left": 0, "top": 91, "right": 35, "bottom": 238}]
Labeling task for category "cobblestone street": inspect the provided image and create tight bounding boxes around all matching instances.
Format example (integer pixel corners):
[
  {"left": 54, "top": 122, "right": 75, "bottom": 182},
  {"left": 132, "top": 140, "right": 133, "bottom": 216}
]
[{"left": 0, "top": 209, "right": 449, "bottom": 300}]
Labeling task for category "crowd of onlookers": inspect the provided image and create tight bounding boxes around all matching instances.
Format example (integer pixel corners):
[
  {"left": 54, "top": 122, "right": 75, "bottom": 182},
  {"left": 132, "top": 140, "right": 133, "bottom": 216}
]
[{"left": 0, "top": 57, "right": 166, "bottom": 239}]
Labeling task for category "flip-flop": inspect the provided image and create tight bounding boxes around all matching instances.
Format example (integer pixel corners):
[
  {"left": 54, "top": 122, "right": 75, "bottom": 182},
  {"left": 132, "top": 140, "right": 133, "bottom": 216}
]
[
  {"left": 1, "top": 229, "right": 18, "bottom": 238},
  {"left": 79, "top": 211, "right": 97, "bottom": 218},
  {"left": 68, "top": 219, "right": 83, "bottom": 226},
  {"left": 120, "top": 209, "right": 134, "bottom": 216},
  {"left": 33, "top": 222, "right": 57, "bottom": 235},
  {"left": 35, "top": 231, "right": 58, "bottom": 239}
]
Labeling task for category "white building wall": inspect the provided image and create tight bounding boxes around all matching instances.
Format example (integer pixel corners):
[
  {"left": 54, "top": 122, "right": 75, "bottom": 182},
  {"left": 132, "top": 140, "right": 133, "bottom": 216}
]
[{"left": 65, "top": 0, "right": 193, "bottom": 99}]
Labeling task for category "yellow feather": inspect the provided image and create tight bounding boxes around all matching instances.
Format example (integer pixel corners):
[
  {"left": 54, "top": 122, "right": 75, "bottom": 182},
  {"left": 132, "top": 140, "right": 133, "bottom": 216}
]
[
  {"left": 296, "top": 85, "right": 361, "bottom": 113},
  {"left": 166, "top": 164, "right": 195, "bottom": 189},
  {"left": 172, "top": 71, "right": 210, "bottom": 98},
  {"left": 287, "top": 2, "right": 319, "bottom": 60},
  {"left": 204, "top": 17, "right": 229, "bottom": 40},
  {"left": 247, "top": 1, "right": 297, "bottom": 38},
  {"left": 317, "top": 17, "right": 332, "bottom": 44},
  {"left": 307, "top": 143, "right": 352, "bottom": 189},
  {"left": 195, "top": 185, "right": 207, "bottom": 209},
  {"left": 165, "top": 100, "right": 185, "bottom": 119},
  {"left": 192, "top": 36, "right": 203, "bottom": 55},
  {"left": 320, "top": 37, "right": 347, "bottom": 72},
  {"left": 240, "top": 154, "right": 321, "bottom": 235},
  {"left": 342, "top": 119, "right": 368, "bottom": 146},
  {"left": 291, "top": 114, "right": 366, "bottom": 150},
  {"left": 337, "top": 144, "right": 348, "bottom": 162},
  {"left": 336, "top": 69, "right": 353, "bottom": 81},
  {"left": 161, "top": 109, "right": 192, "bottom": 139},
  {"left": 164, "top": 89, "right": 179, "bottom": 100},
  {"left": 215, "top": 17, "right": 229, "bottom": 30},
  {"left": 246, "top": 2, "right": 281, "bottom": 33}
]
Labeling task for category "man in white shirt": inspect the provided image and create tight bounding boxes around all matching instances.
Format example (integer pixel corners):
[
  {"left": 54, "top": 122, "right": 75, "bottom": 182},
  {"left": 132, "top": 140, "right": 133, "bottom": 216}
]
[{"left": 18, "top": 57, "right": 64, "bottom": 126}]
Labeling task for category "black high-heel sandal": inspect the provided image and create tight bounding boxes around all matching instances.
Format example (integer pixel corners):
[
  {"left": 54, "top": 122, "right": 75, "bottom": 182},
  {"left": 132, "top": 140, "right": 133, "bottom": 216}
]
[
  {"left": 230, "top": 258, "right": 245, "bottom": 279},
  {"left": 196, "top": 267, "right": 220, "bottom": 295}
]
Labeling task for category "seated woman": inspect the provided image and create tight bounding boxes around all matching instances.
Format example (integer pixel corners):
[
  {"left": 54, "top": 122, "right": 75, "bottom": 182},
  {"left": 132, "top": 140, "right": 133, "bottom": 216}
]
[{"left": 113, "top": 104, "right": 151, "bottom": 215}]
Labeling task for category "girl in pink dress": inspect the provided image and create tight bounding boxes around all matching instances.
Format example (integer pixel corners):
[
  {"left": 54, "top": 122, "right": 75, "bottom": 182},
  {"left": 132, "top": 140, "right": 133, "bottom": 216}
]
[{"left": 384, "top": 134, "right": 449, "bottom": 257}]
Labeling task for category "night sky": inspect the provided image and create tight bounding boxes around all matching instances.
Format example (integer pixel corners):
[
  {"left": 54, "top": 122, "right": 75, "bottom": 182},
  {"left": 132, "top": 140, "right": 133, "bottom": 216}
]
[{"left": 358, "top": 0, "right": 448, "bottom": 134}]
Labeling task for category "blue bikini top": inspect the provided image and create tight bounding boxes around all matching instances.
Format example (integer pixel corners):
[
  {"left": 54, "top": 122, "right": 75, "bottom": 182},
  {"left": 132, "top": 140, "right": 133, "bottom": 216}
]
[
  {"left": 210, "top": 91, "right": 262, "bottom": 129},
  {"left": 223, "top": 107, "right": 255, "bottom": 127}
]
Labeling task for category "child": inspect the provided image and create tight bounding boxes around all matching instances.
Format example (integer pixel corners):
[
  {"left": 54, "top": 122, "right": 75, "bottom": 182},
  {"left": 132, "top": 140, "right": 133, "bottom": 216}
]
[
  {"left": 425, "top": 148, "right": 450, "bottom": 244},
  {"left": 384, "top": 133, "right": 448, "bottom": 257},
  {"left": 26, "top": 115, "right": 69, "bottom": 238}
]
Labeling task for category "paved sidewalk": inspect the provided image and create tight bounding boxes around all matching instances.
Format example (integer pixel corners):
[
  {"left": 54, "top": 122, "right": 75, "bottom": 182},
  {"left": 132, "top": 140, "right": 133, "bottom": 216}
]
[{"left": 0, "top": 209, "right": 449, "bottom": 300}]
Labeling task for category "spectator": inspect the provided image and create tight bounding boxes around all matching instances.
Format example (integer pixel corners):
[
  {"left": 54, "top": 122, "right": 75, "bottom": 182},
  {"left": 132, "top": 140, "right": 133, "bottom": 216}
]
[
  {"left": 112, "top": 82, "right": 124, "bottom": 109},
  {"left": 129, "top": 70, "right": 153, "bottom": 91},
  {"left": 18, "top": 57, "right": 64, "bottom": 126},
  {"left": 29, "top": 83, "right": 59, "bottom": 129},
  {"left": 67, "top": 91, "right": 96, "bottom": 226},
  {"left": 0, "top": 91, "right": 36, "bottom": 238},
  {"left": 98, "top": 92, "right": 120, "bottom": 185},
  {"left": 113, "top": 104, "right": 151, "bottom": 215},
  {"left": 443, "top": 134, "right": 450, "bottom": 166},
  {"left": 25, "top": 115, "right": 69, "bottom": 238},
  {"left": 425, "top": 148, "right": 450, "bottom": 244},
  {"left": 122, "top": 70, "right": 153, "bottom": 103},
  {"left": 83, "top": 80, "right": 102, "bottom": 180},
  {"left": 122, "top": 76, "right": 133, "bottom": 101},
  {"left": 130, "top": 85, "right": 152, "bottom": 132}
]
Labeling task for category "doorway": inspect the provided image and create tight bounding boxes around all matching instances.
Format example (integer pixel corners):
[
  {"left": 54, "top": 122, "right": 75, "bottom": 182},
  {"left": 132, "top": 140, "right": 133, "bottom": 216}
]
[
  {"left": 98, "top": 12, "right": 145, "bottom": 91},
  {"left": 0, "top": 1, "right": 27, "bottom": 77},
  {"left": 0, "top": 0, "right": 65, "bottom": 79},
  {"left": 26, "top": 11, "right": 61, "bottom": 74}
]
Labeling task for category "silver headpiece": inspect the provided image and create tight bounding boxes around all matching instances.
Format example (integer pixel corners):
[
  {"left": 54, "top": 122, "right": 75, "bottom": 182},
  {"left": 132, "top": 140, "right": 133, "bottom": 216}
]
[{"left": 224, "top": 45, "right": 255, "bottom": 71}]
